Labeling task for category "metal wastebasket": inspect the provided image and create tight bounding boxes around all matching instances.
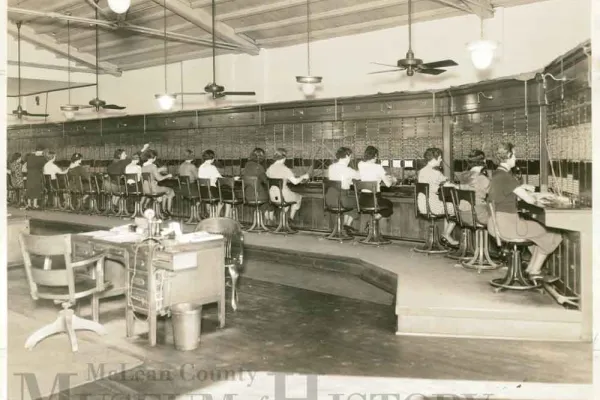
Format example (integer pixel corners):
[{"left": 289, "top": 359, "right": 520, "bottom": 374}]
[{"left": 171, "top": 303, "right": 202, "bottom": 351}]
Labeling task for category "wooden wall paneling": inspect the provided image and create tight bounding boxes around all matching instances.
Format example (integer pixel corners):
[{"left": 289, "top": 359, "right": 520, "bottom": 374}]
[{"left": 101, "top": 115, "right": 145, "bottom": 136}]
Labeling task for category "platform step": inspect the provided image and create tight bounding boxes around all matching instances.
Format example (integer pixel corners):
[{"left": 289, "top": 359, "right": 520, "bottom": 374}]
[{"left": 396, "top": 307, "right": 583, "bottom": 341}]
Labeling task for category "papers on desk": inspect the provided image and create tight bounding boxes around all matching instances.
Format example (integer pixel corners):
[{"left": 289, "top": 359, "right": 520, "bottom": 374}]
[
  {"left": 177, "top": 231, "right": 223, "bottom": 243},
  {"left": 77, "top": 230, "right": 143, "bottom": 243}
]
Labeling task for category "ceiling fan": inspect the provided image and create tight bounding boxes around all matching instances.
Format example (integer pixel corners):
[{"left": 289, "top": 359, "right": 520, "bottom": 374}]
[
  {"left": 87, "top": 3, "right": 126, "bottom": 112},
  {"left": 10, "top": 22, "right": 49, "bottom": 120},
  {"left": 369, "top": 0, "right": 458, "bottom": 76},
  {"left": 177, "top": 0, "right": 255, "bottom": 99}
]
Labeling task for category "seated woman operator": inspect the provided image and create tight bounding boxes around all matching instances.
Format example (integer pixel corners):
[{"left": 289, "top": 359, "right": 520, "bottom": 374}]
[
  {"left": 326, "top": 147, "right": 360, "bottom": 233},
  {"left": 487, "top": 142, "right": 562, "bottom": 282},
  {"left": 357, "top": 146, "right": 396, "bottom": 227},
  {"left": 417, "top": 147, "right": 459, "bottom": 246},
  {"left": 141, "top": 149, "right": 175, "bottom": 216},
  {"left": 197, "top": 149, "right": 231, "bottom": 218},
  {"left": 266, "top": 148, "right": 309, "bottom": 223}
]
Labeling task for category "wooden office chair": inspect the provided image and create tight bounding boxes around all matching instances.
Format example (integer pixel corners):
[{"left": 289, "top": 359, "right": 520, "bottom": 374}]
[
  {"left": 125, "top": 174, "right": 144, "bottom": 219},
  {"left": 352, "top": 180, "right": 391, "bottom": 245},
  {"left": 323, "top": 179, "right": 353, "bottom": 242},
  {"left": 487, "top": 203, "right": 540, "bottom": 292},
  {"left": 267, "top": 178, "right": 297, "bottom": 234},
  {"left": 242, "top": 176, "right": 270, "bottom": 232},
  {"left": 218, "top": 177, "right": 243, "bottom": 221},
  {"left": 198, "top": 178, "right": 220, "bottom": 218},
  {"left": 413, "top": 182, "right": 448, "bottom": 254},
  {"left": 141, "top": 172, "right": 164, "bottom": 219},
  {"left": 19, "top": 233, "right": 109, "bottom": 352},
  {"left": 194, "top": 218, "right": 244, "bottom": 310},
  {"left": 179, "top": 176, "right": 201, "bottom": 224}
]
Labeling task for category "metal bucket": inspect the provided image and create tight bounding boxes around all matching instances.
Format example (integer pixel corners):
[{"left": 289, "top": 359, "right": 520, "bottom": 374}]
[{"left": 171, "top": 303, "right": 202, "bottom": 351}]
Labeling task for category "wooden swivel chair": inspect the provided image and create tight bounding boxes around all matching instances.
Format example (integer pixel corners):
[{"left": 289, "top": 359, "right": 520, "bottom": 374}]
[
  {"left": 218, "top": 177, "right": 243, "bottom": 221},
  {"left": 413, "top": 182, "right": 448, "bottom": 254},
  {"left": 352, "top": 180, "right": 391, "bottom": 245},
  {"left": 195, "top": 218, "right": 244, "bottom": 310},
  {"left": 198, "top": 178, "right": 220, "bottom": 218},
  {"left": 440, "top": 186, "right": 472, "bottom": 260},
  {"left": 141, "top": 172, "right": 164, "bottom": 219},
  {"left": 267, "top": 178, "right": 297, "bottom": 234},
  {"left": 179, "top": 176, "right": 201, "bottom": 223},
  {"left": 57, "top": 174, "right": 74, "bottom": 211},
  {"left": 242, "top": 176, "right": 270, "bottom": 232},
  {"left": 19, "top": 233, "right": 109, "bottom": 352},
  {"left": 487, "top": 203, "right": 540, "bottom": 291},
  {"left": 125, "top": 174, "right": 144, "bottom": 219},
  {"left": 323, "top": 179, "right": 353, "bottom": 242},
  {"left": 455, "top": 190, "right": 501, "bottom": 272}
]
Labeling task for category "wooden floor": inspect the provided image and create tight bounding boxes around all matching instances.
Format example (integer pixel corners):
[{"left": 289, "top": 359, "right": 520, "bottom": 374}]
[
  {"left": 6, "top": 266, "right": 592, "bottom": 400},
  {"left": 5, "top": 207, "right": 593, "bottom": 399}
]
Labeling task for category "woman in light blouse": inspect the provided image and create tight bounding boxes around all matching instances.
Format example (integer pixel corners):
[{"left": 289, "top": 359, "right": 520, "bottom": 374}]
[
  {"left": 417, "top": 147, "right": 458, "bottom": 246},
  {"left": 266, "top": 148, "right": 309, "bottom": 222},
  {"left": 141, "top": 149, "right": 175, "bottom": 215},
  {"left": 198, "top": 149, "right": 230, "bottom": 217},
  {"left": 326, "top": 147, "right": 360, "bottom": 232}
]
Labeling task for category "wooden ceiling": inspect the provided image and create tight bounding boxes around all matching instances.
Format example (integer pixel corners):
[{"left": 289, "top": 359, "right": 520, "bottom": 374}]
[{"left": 7, "top": 0, "right": 549, "bottom": 75}]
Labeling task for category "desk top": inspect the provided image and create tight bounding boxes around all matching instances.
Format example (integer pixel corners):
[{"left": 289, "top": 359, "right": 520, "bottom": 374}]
[{"left": 74, "top": 230, "right": 223, "bottom": 248}]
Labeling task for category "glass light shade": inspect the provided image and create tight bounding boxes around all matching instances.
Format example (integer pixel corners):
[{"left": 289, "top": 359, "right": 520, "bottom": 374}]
[
  {"left": 63, "top": 111, "right": 75, "bottom": 120},
  {"left": 155, "top": 94, "right": 175, "bottom": 110},
  {"left": 468, "top": 40, "right": 497, "bottom": 70},
  {"left": 108, "top": 0, "right": 131, "bottom": 14},
  {"left": 301, "top": 83, "right": 316, "bottom": 96}
]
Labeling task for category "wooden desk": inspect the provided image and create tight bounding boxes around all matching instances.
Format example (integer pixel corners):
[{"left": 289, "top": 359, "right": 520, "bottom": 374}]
[
  {"left": 7, "top": 216, "right": 30, "bottom": 268},
  {"left": 519, "top": 203, "right": 592, "bottom": 341},
  {"left": 71, "top": 232, "right": 225, "bottom": 346}
]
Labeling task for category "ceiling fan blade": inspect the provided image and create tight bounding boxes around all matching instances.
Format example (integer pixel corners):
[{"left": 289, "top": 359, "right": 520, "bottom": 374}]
[
  {"left": 368, "top": 69, "right": 403, "bottom": 75},
  {"left": 25, "top": 112, "right": 50, "bottom": 117},
  {"left": 102, "top": 104, "right": 126, "bottom": 110},
  {"left": 420, "top": 59, "right": 458, "bottom": 69},
  {"left": 371, "top": 62, "right": 400, "bottom": 68},
  {"left": 177, "top": 92, "right": 207, "bottom": 96},
  {"left": 222, "top": 91, "right": 256, "bottom": 96},
  {"left": 418, "top": 69, "right": 446, "bottom": 75}
]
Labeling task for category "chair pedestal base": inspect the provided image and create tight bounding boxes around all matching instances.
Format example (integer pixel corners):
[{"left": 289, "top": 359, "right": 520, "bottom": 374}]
[
  {"left": 326, "top": 213, "right": 353, "bottom": 242},
  {"left": 461, "top": 229, "right": 503, "bottom": 273},
  {"left": 413, "top": 220, "right": 447, "bottom": 254},
  {"left": 246, "top": 206, "right": 270, "bottom": 232},
  {"left": 272, "top": 207, "right": 297, "bottom": 235},
  {"left": 446, "top": 228, "right": 474, "bottom": 260},
  {"left": 359, "top": 216, "right": 390, "bottom": 246},
  {"left": 25, "top": 307, "right": 106, "bottom": 352},
  {"left": 489, "top": 244, "right": 540, "bottom": 292}
]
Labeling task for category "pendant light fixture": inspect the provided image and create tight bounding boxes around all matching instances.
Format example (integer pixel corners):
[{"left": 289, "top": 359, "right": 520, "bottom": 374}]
[
  {"left": 296, "top": 0, "right": 321, "bottom": 96},
  {"left": 155, "top": 0, "right": 176, "bottom": 110},
  {"left": 61, "top": 17, "right": 77, "bottom": 120},
  {"left": 108, "top": 0, "right": 131, "bottom": 14},
  {"left": 467, "top": 5, "right": 496, "bottom": 70}
]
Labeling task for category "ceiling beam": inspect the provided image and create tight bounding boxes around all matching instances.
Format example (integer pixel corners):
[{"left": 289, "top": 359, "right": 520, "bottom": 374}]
[
  {"left": 118, "top": 48, "right": 218, "bottom": 71},
  {"left": 8, "top": 60, "right": 102, "bottom": 74},
  {"left": 258, "top": 7, "right": 463, "bottom": 46},
  {"left": 216, "top": 0, "right": 320, "bottom": 20},
  {"left": 429, "top": 0, "right": 473, "bottom": 14},
  {"left": 6, "top": 21, "right": 122, "bottom": 77},
  {"left": 13, "top": 0, "right": 83, "bottom": 23},
  {"left": 237, "top": 0, "right": 411, "bottom": 34},
  {"left": 151, "top": 0, "right": 260, "bottom": 55},
  {"left": 459, "top": 0, "right": 494, "bottom": 18}
]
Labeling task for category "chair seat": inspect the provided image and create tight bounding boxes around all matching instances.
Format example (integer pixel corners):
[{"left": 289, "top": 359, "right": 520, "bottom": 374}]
[
  {"left": 144, "top": 193, "right": 163, "bottom": 198},
  {"left": 37, "top": 276, "right": 113, "bottom": 298},
  {"left": 326, "top": 206, "right": 353, "bottom": 213},
  {"left": 272, "top": 201, "right": 296, "bottom": 208},
  {"left": 223, "top": 199, "right": 244, "bottom": 205},
  {"left": 503, "top": 238, "right": 534, "bottom": 246},
  {"left": 201, "top": 198, "right": 220, "bottom": 204},
  {"left": 246, "top": 200, "right": 266, "bottom": 206}
]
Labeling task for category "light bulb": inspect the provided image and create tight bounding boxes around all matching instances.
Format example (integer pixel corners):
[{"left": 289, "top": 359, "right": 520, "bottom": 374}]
[
  {"left": 301, "top": 83, "right": 316, "bottom": 96},
  {"left": 156, "top": 94, "right": 175, "bottom": 110},
  {"left": 108, "top": 0, "right": 131, "bottom": 14},
  {"left": 468, "top": 40, "right": 497, "bottom": 70},
  {"left": 63, "top": 111, "right": 75, "bottom": 120}
]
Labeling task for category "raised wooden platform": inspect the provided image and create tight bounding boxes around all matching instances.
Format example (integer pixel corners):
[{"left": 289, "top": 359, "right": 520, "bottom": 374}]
[{"left": 9, "top": 207, "right": 586, "bottom": 342}]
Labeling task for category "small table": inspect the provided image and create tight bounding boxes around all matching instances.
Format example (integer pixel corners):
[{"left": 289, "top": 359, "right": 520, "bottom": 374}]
[{"left": 72, "top": 231, "right": 225, "bottom": 346}]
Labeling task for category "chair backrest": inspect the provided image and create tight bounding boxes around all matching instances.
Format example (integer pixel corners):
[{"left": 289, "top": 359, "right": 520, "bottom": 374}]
[
  {"left": 125, "top": 174, "right": 142, "bottom": 195},
  {"left": 414, "top": 182, "right": 431, "bottom": 218},
  {"left": 487, "top": 202, "right": 503, "bottom": 247},
  {"left": 57, "top": 174, "right": 69, "bottom": 190},
  {"left": 241, "top": 176, "right": 260, "bottom": 204},
  {"left": 19, "top": 233, "right": 77, "bottom": 301},
  {"left": 44, "top": 175, "right": 57, "bottom": 191},
  {"left": 68, "top": 174, "right": 83, "bottom": 193},
  {"left": 267, "top": 178, "right": 287, "bottom": 205},
  {"left": 109, "top": 174, "right": 124, "bottom": 194},
  {"left": 194, "top": 218, "right": 244, "bottom": 267},
  {"left": 439, "top": 186, "right": 456, "bottom": 219},
  {"left": 217, "top": 177, "right": 240, "bottom": 202},
  {"left": 141, "top": 172, "right": 155, "bottom": 195},
  {"left": 323, "top": 179, "right": 344, "bottom": 211},
  {"left": 178, "top": 175, "right": 195, "bottom": 198},
  {"left": 198, "top": 178, "right": 216, "bottom": 202},
  {"left": 353, "top": 180, "right": 378, "bottom": 213},
  {"left": 454, "top": 189, "right": 478, "bottom": 228}
]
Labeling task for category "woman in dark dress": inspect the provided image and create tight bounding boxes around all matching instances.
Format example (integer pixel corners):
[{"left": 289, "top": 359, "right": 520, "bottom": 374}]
[
  {"left": 25, "top": 146, "right": 46, "bottom": 209},
  {"left": 242, "top": 148, "right": 274, "bottom": 222}
]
